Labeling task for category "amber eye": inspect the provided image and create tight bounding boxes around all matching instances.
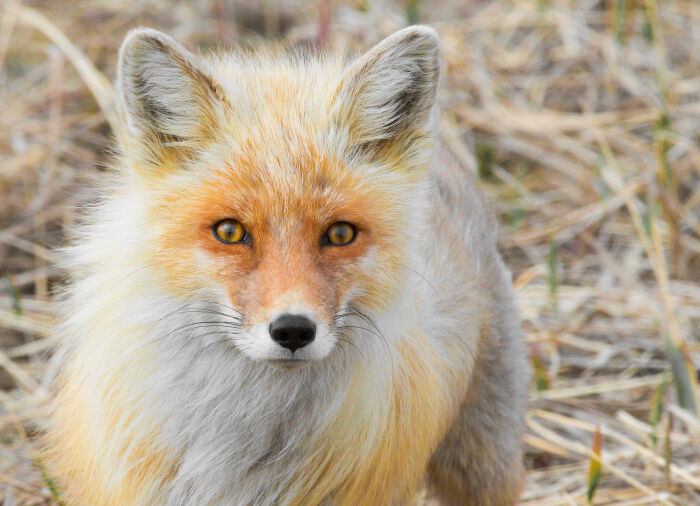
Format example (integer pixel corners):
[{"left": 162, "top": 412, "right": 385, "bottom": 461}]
[
  {"left": 324, "top": 222, "right": 356, "bottom": 246},
  {"left": 213, "top": 219, "right": 247, "bottom": 244}
]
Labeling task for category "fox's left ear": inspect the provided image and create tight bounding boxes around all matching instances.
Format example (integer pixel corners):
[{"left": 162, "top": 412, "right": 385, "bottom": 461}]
[
  {"left": 332, "top": 25, "right": 441, "bottom": 152},
  {"left": 117, "top": 28, "right": 227, "bottom": 166}
]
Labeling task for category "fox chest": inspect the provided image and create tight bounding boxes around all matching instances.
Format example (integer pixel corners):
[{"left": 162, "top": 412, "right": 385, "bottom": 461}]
[{"left": 280, "top": 340, "right": 457, "bottom": 505}]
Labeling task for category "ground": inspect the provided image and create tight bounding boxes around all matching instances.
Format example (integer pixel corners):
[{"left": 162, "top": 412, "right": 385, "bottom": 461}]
[{"left": 1, "top": 0, "right": 699, "bottom": 504}]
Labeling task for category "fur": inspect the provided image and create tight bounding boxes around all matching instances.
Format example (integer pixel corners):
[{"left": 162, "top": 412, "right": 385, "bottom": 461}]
[{"left": 44, "top": 26, "right": 530, "bottom": 505}]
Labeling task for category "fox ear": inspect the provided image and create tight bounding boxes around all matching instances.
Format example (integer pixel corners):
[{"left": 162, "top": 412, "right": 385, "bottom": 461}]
[
  {"left": 117, "top": 28, "right": 226, "bottom": 159},
  {"left": 333, "top": 25, "right": 441, "bottom": 151}
]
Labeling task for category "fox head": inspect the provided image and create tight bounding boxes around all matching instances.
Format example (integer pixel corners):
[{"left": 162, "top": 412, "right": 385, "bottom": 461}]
[{"left": 115, "top": 26, "right": 441, "bottom": 368}]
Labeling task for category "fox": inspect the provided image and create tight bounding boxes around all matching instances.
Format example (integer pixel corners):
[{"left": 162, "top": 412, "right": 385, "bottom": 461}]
[{"left": 43, "top": 25, "right": 530, "bottom": 505}]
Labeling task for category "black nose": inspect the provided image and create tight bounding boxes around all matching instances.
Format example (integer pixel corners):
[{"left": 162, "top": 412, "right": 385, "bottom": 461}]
[{"left": 269, "top": 314, "right": 316, "bottom": 353}]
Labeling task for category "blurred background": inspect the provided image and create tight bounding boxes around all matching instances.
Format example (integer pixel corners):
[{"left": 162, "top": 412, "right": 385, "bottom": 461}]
[{"left": 1, "top": 0, "right": 700, "bottom": 504}]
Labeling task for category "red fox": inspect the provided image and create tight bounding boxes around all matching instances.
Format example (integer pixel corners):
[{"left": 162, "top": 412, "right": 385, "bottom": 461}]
[{"left": 44, "top": 25, "right": 530, "bottom": 505}]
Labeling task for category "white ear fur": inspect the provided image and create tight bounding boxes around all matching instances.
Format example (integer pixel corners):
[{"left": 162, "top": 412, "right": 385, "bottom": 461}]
[
  {"left": 117, "top": 28, "right": 224, "bottom": 146},
  {"left": 333, "top": 25, "right": 441, "bottom": 147}
]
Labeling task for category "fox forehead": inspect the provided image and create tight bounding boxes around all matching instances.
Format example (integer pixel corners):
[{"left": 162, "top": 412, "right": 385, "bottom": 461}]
[
  {"left": 143, "top": 56, "right": 371, "bottom": 219},
  {"left": 212, "top": 54, "right": 342, "bottom": 133},
  {"left": 180, "top": 154, "right": 372, "bottom": 239},
  {"left": 151, "top": 137, "right": 403, "bottom": 247},
  {"left": 148, "top": 82, "right": 413, "bottom": 237}
]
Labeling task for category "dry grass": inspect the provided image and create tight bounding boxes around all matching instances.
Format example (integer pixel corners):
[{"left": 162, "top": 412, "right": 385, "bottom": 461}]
[{"left": 1, "top": 0, "right": 700, "bottom": 504}]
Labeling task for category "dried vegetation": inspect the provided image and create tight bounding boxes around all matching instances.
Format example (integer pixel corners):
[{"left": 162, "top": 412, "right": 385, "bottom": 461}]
[{"left": 1, "top": 0, "right": 699, "bottom": 504}]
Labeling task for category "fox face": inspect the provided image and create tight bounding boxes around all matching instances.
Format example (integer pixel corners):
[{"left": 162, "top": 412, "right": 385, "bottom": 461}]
[{"left": 117, "top": 27, "right": 440, "bottom": 367}]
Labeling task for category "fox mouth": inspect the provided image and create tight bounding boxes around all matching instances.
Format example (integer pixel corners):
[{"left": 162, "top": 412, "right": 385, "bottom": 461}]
[{"left": 265, "top": 358, "right": 310, "bottom": 370}]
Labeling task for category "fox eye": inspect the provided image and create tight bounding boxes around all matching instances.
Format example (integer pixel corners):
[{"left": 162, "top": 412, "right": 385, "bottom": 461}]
[
  {"left": 324, "top": 222, "right": 356, "bottom": 246},
  {"left": 213, "top": 219, "right": 248, "bottom": 244}
]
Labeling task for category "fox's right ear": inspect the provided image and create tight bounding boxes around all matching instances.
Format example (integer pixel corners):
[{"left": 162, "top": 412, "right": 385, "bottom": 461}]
[
  {"left": 117, "top": 28, "right": 228, "bottom": 165},
  {"left": 332, "top": 25, "right": 441, "bottom": 157}
]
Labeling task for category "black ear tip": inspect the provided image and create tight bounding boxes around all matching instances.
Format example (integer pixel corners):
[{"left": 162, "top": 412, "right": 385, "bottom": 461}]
[
  {"left": 121, "top": 28, "right": 171, "bottom": 50},
  {"left": 388, "top": 25, "right": 441, "bottom": 55},
  {"left": 118, "top": 28, "right": 183, "bottom": 74},
  {"left": 402, "top": 24, "right": 439, "bottom": 40}
]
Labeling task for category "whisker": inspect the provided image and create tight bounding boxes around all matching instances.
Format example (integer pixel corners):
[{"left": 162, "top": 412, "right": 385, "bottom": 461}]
[
  {"left": 399, "top": 261, "right": 441, "bottom": 300},
  {"left": 167, "top": 309, "right": 243, "bottom": 322},
  {"left": 334, "top": 338, "right": 350, "bottom": 365},
  {"left": 337, "top": 305, "right": 395, "bottom": 368},
  {"left": 160, "top": 321, "right": 243, "bottom": 341},
  {"left": 336, "top": 336, "right": 365, "bottom": 362}
]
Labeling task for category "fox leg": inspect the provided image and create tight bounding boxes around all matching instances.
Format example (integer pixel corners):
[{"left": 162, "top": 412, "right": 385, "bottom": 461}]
[{"left": 426, "top": 306, "right": 530, "bottom": 505}]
